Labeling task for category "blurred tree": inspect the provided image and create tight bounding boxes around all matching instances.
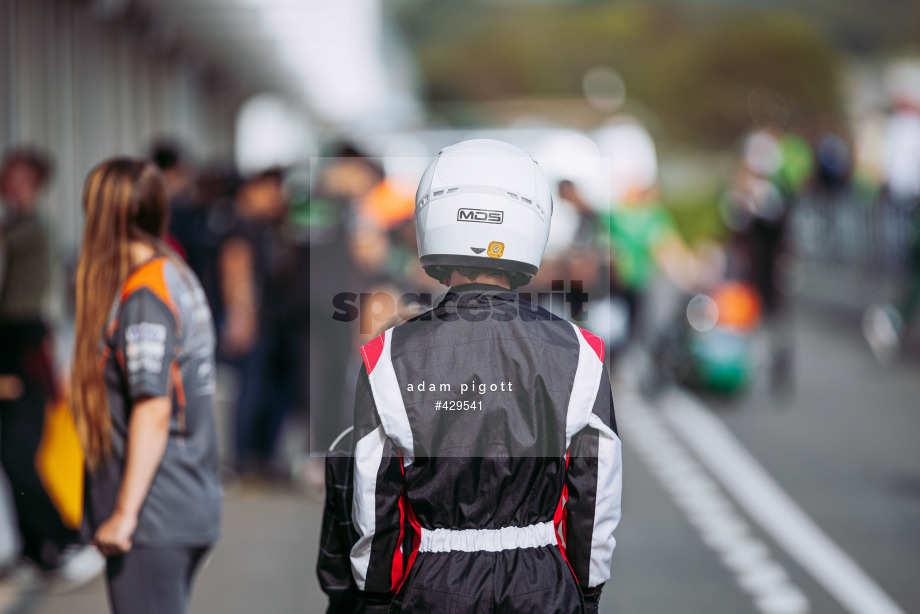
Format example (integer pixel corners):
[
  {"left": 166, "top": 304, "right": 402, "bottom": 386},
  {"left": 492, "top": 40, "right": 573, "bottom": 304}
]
[
  {"left": 396, "top": 2, "right": 842, "bottom": 147},
  {"left": 648, "top": 13, "right": 842, "bottom": 145}
]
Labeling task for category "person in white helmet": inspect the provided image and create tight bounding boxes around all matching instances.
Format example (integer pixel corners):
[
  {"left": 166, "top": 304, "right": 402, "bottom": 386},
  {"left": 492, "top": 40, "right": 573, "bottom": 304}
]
[{"left": 338, "top": 139, "right": 622, "bottom": 613}]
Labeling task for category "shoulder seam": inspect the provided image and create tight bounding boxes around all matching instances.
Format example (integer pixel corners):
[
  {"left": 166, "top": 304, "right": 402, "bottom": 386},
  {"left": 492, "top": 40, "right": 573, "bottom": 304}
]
[{"left": 120, "top": 258, "right": 182, "bottom": 335}]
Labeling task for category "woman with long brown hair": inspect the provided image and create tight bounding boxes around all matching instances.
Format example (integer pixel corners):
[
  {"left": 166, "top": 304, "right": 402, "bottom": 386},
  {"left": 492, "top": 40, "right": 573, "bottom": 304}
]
[{"left": 73, "top": 157, "right": 221, "bottom": 613}]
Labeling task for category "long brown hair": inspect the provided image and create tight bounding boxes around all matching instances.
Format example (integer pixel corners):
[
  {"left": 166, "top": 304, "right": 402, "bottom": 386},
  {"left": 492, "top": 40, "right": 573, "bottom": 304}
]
[{"left": 73, "top": 158, "right": 169, "bottom": 469}]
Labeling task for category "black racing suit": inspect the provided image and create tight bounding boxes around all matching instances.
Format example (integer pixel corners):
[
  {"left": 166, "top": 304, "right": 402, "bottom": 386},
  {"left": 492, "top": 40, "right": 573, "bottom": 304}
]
[{"left": 349, "top": 284, "right": 622, "bottom": 613}]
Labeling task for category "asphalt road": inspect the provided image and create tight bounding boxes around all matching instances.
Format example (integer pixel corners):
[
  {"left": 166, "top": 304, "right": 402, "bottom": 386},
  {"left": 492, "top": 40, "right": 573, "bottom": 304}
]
[{"left": 7, "top": 298, "right": 918, "bottom": 614}]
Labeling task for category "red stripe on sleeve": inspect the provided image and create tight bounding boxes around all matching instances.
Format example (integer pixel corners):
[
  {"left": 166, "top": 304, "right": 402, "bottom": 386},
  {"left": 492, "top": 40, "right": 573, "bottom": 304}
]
[
  {"left": 394, "top": 451, "right": 421, "bottom": 593},
  {"left": 556, "top": 450, "right": 577, "bottom": 580},
  {"left": 404, "top": 505, "right": 421, "bottom": 581},
  {"left": 554, "top": 484, "right": 568, "bottom": 555},
  {"left": 360, "top": 332, "right": 386, "bottom": 375},
  {"left": 578, "top": 327, "right": 605, "bottom": 362},
  {"left": 391, "top": 493, "right": 407, "bottom": 591},
  {"left": 555, "top": 450, "right": 570, "bottom": 556}
]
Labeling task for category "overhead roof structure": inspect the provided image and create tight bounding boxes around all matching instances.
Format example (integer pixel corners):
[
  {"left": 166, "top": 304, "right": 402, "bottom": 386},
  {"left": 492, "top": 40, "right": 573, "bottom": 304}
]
[{"left": 129, "top": 0, "right": 421, "bottom": 132}]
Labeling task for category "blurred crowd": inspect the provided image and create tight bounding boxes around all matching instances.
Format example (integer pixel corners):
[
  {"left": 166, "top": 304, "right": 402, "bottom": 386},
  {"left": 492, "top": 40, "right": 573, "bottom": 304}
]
[{"left": 1, "top": 82, "right": 919, "bottom": 591}]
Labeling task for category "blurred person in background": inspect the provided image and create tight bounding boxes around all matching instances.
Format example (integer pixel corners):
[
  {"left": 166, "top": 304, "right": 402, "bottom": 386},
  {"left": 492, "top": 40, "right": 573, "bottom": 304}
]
[
  {"left": 721, "top": 129, "right": 802, "bottom": 319},
  {"left": 530, "top": 179, "right": 606, "bottom": 327},
  {"left": 0, "top": 147, "right": 103, "bottom": 584},
  {"left": 602, "top": 183, "right": 704, "bottom": 351},
  {"left": 553, "top": 180, "right": 605, "bottom": 321},
  {"left": 354, "top": 155, "right": 420, "bottom": 291},
  {"left": 182, "top": 164, "right": 241, "bottom": 324},
  {"left": 323, "top": 145, "right": 391, "bottom": 286},
  {"left": 73, "top": 158, "right": 221, "bottom": 614},
  {"left": 151, "top": 140, "right": 196, "bottom": 260},
  {"left": 862, "top": 94, "right": 920, "bottom": 363},
  {"left": 813, "top": 127, "right": 853, "bottom": 205},
  {"left": 775, "top": 131, "right": 815, "bottom": 204},
  {"left": 306, "top": 146, "right": 388, "bottom": 465},
  {"left": 0, "top": 148, "right": 53, "bottom": 330},
  {"left": 717, "top": 128, "right": 811, "bottom": 395},
  {"left": 219, "top": 168, "right": 297, "bottom": 478}
]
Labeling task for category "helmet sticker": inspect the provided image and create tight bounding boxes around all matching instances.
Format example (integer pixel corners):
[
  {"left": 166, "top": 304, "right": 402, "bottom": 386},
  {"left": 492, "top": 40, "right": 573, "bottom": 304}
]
[
  {"left": 488, "top": 242, "right": 505, "bottom": 258},
  {"left": 471, "top": 247, "right": 486, "bottom": 254},
  {"left": 457, "top": 208, "right": 504, "bottom": 224}
]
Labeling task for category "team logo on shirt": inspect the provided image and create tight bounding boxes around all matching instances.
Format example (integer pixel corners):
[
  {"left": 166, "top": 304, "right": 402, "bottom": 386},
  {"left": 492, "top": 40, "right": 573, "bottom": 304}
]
[
  {"left": 125, "top": 323, "right": 167, "bottom": 343},
  {"left": 487, "top": 242, "right": 505, "bottom": 258},
  {"left": 125, "top": 323, "right": 167, "bottom": 374}
]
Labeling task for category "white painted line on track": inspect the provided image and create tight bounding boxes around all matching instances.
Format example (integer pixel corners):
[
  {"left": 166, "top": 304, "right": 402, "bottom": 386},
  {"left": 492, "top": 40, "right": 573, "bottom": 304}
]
[
  {"left": 617, "top": 388, "right": 810, "bottom": 614},
  {"left": 660, "top": 388, "right": 906, "bottom": 614}
]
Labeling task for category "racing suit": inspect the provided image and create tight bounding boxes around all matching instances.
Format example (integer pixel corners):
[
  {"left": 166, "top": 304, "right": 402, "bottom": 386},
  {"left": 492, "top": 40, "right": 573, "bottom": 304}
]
[{"left": 350, "top": 283, "right": 622, "bottom": 613}]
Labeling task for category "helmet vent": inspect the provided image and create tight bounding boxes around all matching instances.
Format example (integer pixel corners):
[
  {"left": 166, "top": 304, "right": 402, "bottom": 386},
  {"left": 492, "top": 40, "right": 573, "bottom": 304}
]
[
  {"left": 521, "top": 197, "right": 532, "bottom": 205},
  {"left": 433, "top": 190, "right": 444, "bottom": 197},
  {"left": 507, "top": 192, "right": 519, "bottom": 200},
  {"left": 447, "top": 188, "right": 459, "bottom": 194}
]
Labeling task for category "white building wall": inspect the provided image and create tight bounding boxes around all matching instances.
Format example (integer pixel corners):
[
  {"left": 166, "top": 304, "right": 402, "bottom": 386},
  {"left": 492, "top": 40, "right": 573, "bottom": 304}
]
[{"left": 0, "top": 0, "right": 246, "bottom": 253}]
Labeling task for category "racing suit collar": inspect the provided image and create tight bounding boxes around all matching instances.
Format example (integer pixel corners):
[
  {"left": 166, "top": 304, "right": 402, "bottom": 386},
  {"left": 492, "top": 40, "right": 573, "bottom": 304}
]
[
  {"left": 447, "top": 282, "right": 514, "bottom": 294},
  {"left": 439, "top": 283, "right": 517, "bottom": 307}
]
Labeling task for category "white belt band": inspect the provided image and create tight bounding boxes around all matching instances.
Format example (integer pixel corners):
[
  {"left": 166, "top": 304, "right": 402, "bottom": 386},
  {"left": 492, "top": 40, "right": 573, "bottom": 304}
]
[{"left": 418, "top": 522, "right": 557, "bottom": 553}]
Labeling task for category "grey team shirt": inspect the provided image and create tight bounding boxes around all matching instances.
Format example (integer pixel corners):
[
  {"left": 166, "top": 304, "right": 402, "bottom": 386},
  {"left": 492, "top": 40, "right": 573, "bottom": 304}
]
[{"left": 86, "top": 257, "right": 221, "bottom": 546}]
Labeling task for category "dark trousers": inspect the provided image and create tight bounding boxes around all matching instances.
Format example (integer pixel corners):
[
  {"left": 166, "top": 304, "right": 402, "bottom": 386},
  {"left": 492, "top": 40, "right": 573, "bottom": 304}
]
[
  {"left": 229, "top": 325, "right": 296, "bottom": 473},
  {"left": 106, "top": 545, "right": 209, "bottom": 614},
  {"left": 0, "top": 319, "right": 78, "bottom": 569}
]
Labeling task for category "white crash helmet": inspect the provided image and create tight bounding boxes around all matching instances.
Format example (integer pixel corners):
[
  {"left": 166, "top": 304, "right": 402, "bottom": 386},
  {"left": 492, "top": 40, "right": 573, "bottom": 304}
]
[{"left": 415, "top": 139, "right": 553, "bottom": 288}]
